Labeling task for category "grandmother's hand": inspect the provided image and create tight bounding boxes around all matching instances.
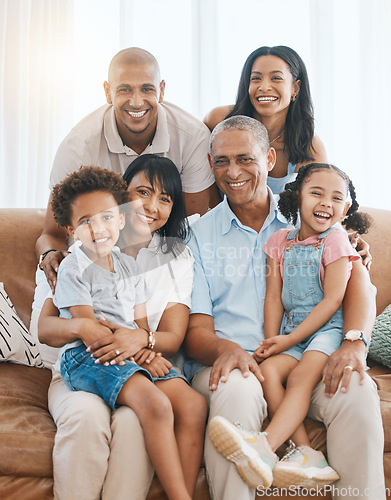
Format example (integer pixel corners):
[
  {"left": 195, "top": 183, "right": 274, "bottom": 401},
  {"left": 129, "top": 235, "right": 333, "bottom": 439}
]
[
  {"left": 87, "top": 319, "right": 147, "bottom": 366},
  {"left": 76, "top": 318, "right": 113, "bottom": 348},
  {"left": 348, "top": 233, "right": 372, "bottom": 271}
]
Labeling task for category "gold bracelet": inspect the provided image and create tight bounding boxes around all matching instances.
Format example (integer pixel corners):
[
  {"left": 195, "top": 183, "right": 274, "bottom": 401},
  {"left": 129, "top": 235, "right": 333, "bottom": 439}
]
[{"left": 147, "top": 331, "right": 156, "bottom": 350}]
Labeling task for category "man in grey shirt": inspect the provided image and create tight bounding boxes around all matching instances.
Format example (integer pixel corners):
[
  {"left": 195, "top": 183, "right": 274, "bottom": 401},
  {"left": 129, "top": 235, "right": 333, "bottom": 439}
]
[{"left": 36, "top": 47, "right": 220, "bottom": 289}]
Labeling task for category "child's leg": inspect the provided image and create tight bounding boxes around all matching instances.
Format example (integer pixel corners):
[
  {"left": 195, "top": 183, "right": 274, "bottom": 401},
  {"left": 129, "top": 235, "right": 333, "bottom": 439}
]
[
  {"left": 264, "top": 351, "right": 329, "bottom": 452},
  {"left": 261, "top": 354, "right": 298, "bottom": 420},
  {"left": 155, "top": 378, "right": 207, "bottom": 496},
  {"left": 116, "top": 373, "right": 191, "bottom": 500},
  {"left": 262, "top": 354, "right": 310, "bottom": 449}
]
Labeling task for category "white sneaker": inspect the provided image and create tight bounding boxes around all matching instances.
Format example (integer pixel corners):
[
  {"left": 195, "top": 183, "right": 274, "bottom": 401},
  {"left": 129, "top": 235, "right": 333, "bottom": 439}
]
[
  {"left": 273, "top": 441, "right": 340, "bottom": 489},
  {"left": 208, "top": 416, "right": 278, "bottom": 489}
]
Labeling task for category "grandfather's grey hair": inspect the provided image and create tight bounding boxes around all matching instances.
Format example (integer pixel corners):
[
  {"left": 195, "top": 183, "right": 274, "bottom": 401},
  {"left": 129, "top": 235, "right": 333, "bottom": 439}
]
[{"left": 209, "top": 115, "right": 270, "bottom": 154}]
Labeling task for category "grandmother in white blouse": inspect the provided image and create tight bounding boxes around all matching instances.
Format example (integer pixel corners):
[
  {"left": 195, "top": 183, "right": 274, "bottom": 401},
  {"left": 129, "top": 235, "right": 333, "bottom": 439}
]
[{"left": 35, "top": 155, "right": 203, "bottom": 500}]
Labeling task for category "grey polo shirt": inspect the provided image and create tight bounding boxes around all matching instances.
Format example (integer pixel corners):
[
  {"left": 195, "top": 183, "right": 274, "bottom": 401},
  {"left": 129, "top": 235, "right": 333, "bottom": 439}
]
[
  {"left": 54, "top": 245, "right": 149, "bottom": 355},
  {"left": 50, "top": 102, "right": 215, "bottom": 193}
]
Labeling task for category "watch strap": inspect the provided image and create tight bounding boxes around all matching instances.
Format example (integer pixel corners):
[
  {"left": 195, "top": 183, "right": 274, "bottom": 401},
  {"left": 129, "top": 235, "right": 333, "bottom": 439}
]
[
  {"left": 343, "top": 330, "right": 368, "bottom": 348},
  {"left": 39, "top": 249, "right": 57, "bottom": 270}
]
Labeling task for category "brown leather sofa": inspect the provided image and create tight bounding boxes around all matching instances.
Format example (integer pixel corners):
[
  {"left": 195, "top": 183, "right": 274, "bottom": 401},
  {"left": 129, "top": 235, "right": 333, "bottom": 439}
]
[{"left": 0, "top": 207, "right": 390, "bottom": 500}]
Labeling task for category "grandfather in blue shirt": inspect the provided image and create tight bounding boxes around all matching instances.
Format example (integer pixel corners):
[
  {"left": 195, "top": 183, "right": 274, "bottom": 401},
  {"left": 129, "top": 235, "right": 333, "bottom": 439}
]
[{"left": 184, "top": 115, "right": 384, "bottom": 500}]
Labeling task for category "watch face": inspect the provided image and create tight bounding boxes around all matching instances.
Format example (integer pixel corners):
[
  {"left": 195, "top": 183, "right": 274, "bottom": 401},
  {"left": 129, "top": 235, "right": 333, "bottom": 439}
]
[{"left": 346, "top": 330, "right": 361, "bottom": 341}]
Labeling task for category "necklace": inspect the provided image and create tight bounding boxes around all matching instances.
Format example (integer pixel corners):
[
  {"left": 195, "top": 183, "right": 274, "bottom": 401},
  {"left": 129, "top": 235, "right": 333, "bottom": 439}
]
[{"left": 269, "top": 129, "right": 285, "bottom": 145}]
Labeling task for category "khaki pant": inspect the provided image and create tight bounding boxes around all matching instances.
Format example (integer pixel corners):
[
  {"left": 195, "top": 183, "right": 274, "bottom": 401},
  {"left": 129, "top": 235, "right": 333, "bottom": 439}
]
[
  {"left": 192, "top": 367, "right": 385, "bottom": 500},
  {"left": 48, "top": 371, "right": 154, "bottom": 500}
]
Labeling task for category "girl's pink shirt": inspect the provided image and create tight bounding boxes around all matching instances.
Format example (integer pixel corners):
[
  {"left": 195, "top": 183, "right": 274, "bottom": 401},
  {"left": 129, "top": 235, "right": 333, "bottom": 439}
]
[{"left": 264, "top": 227, "right": 361, "bottom": 284}]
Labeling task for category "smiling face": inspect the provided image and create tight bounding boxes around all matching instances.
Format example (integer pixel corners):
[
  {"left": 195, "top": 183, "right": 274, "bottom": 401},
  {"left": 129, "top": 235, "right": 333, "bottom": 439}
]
[
  {"left": 248, "top": 55, "right": 300, "bottom": 122},
  {"left": 66, "top": 191, "right": 125, "bottom": 262},
  {"left": 126, "top": 171, "right": 173, "bottom": 238},
  {"left": 298, "top": 169, "right": 350, "bottom": 240},
  {"left": 104, "top": 61, "right": 165, "bottom": 145},
  {"left": 209, "top": 129, "right": 275, "bottom": 210}
]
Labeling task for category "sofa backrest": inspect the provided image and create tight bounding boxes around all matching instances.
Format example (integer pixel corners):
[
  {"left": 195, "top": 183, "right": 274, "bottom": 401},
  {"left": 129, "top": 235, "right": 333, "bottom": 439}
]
[
  {"left": 0, "top": 206, "right": 389, "bottom": 328},
  {"left": 0, "top": 209, "right": 45, "bottom": 328},
  {"left": 362, "top": 207, "right": 391, "bottom": 315}
]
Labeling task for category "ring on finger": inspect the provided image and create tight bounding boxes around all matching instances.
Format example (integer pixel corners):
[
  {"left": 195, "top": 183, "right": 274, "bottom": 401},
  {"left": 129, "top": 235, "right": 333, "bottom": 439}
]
[
  {"left": 344, "top": 365, "right": 353, "bottom": 371},
  {"left": 115, "top": 349, "right": 120, "bottom": 356}
]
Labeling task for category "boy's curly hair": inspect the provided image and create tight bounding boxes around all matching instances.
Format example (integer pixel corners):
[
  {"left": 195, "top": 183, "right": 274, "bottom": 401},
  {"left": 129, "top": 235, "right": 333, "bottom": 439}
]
[
  {"left": 51, "top": 166, "right": 129, "bottom": 227},
  {"left": 278, "top": 163, "right": 372, "bottom": 234}
]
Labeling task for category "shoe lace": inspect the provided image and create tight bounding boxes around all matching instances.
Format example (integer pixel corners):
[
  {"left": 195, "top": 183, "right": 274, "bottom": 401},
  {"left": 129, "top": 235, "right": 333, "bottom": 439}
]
[
  {"left": 281, "top": 441, "right": 304, "bottom": 462},
  {"left": 234, "top": 421, "right": 261, "bottom": 437}
]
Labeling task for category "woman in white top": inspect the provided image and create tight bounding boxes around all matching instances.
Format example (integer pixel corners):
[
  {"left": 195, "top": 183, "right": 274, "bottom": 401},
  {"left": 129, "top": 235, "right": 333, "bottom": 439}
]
[{"left": 38, "top": 155, "right": 206, "bottom": 500}]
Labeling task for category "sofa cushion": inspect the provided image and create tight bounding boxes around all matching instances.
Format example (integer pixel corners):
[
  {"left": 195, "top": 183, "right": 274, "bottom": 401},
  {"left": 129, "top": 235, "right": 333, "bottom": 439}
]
[
  {"left": 369, "top": 364, "right": 391, "bottom": 455},
  {"left": 369, "top": 304, "right": 391, "bottom": 369},
  {"left": 0, "top": 363, "right": 55, "bottom": 478},
  {"left": 0, "top": 283, "right": 43, "bottom": 367}
]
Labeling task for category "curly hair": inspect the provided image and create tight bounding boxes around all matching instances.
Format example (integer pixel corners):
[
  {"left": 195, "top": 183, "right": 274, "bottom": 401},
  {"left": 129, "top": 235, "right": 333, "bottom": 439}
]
[
  {"left": 51, "top": 166, "right": 129, "bottom": 227},
  {"left": 278, "top": 163, "right": 371, "bottom": 234},
  {"left": 226, "top": 45, "right": 315, "bottom": 164}
]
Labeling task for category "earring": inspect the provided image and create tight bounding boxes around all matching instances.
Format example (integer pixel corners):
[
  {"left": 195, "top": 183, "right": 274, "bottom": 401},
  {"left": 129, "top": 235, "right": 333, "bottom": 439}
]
[{"left": 291, "top": 94, "right": 297, "bottom": 102}]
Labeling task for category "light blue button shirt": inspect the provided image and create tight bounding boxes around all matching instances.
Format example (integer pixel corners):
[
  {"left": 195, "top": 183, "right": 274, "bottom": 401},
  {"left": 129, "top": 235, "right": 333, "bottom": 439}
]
[{"left": 184, "top": 189, "right": 290, "bottom": 380}]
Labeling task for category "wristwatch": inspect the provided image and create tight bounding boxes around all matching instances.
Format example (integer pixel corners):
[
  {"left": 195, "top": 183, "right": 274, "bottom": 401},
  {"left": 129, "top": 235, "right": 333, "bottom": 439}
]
[
  {"left": 343, "top": 330, "right": 368, "bottom": 349},
  {"left": 38, "top": 249, "right": 57, "bottom": 270}
]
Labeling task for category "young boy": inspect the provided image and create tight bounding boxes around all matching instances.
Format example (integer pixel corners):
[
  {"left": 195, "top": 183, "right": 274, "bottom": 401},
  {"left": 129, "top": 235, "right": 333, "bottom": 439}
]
[{"left": 50, "top": 166, "right": 192, "bottom": 500}]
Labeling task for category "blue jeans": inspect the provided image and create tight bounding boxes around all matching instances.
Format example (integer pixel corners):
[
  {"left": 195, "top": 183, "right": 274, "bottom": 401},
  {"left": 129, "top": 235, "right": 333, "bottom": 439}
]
[
  {"left": 281, "top": 227, "right": 344, "bottom": 360},
  {"left": 61, "top": 345, "right": 187, "bottom": 409}
]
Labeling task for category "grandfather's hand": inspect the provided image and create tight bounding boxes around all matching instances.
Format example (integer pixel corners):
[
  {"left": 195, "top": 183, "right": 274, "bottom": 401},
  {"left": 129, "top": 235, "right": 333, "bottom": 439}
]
[
  {"left": 322, "top": 340, "right": 367, "bottom": 397},
  {"left": 41, "top": 250, "right": 70, "bottom": 292},
  {"left": 209, "top": 345, "right": 264, "bottom": 391}
]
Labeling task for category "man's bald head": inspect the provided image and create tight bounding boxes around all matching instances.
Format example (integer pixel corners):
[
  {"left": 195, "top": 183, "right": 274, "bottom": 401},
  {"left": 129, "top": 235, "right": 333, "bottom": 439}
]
[
  {"left": 103, "top": 47, "right": 165, "bottom": 149},
  {"left": 108, "top": 47, "right": 161, "bottom": 83}
]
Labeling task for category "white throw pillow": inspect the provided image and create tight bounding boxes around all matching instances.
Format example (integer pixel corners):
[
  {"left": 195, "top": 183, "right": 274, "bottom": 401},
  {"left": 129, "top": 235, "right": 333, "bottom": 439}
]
[{"left": 0, "top": 283, "right": 43, "bottom": 367}]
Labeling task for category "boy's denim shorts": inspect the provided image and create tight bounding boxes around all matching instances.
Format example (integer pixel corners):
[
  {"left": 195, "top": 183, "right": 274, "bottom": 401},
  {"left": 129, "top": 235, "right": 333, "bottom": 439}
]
[
  {"left": 61, "top": 344, "right": 188, "bottom": 410},
  {"left": 282, "top": 328, "right": 342, "bottom": 362}
]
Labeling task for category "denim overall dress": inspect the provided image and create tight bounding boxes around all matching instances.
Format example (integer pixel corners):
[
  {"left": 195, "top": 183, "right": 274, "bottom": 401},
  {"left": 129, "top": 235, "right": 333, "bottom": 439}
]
[{"left": 280, "top": 227, "right": 344, "bottom": 361}]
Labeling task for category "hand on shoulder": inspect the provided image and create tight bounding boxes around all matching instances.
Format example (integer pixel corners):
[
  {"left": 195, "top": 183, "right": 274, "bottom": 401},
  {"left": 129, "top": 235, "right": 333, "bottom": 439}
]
[{"left": 203, "top": 105, "right": 234, "bottom": 132}]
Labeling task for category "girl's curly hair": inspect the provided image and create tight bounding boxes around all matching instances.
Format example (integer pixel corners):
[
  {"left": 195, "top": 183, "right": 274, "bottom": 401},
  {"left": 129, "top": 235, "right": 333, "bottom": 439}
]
[{"left": 278, "top": 163, "right": 372, "bottom": 234}]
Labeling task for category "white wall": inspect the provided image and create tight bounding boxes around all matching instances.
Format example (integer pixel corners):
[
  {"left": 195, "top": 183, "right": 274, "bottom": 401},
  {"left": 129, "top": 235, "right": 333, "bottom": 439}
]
[{"left": 1, "top": 0, "right": 390, "bottom": 210}]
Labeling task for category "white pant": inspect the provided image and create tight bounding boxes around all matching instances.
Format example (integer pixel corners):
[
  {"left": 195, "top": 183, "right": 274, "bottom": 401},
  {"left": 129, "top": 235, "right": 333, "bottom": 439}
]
[
  {"left": 30, "top": 267, "right": 60, "bottom": 368},
  {"left": 31, "top": 270, "right": 154, "bottom": 499},
  {"left": 48, "top": 371, "right": 154, "bottom": 500},
  {"left": 192, "top": 367, "right": 385, "bottom": 500}
]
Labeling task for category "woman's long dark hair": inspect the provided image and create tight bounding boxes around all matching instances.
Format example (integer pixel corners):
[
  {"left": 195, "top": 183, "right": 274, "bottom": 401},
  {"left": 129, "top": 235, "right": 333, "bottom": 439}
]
[
  {"left": 227, "top": 45, "right": 315, "bottom": 165},
  {"left": 122, "top": 154, "right": 190, "bottom": 255}
]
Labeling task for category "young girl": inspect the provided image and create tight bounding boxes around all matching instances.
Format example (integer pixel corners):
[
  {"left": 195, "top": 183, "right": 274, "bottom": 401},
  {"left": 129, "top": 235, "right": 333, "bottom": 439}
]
[
  {"left": 208, "top": 163, "right": 371, "bottom": 490},
  {"left": 50, "top": 166, "right": 195, "bottom": 500}
]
